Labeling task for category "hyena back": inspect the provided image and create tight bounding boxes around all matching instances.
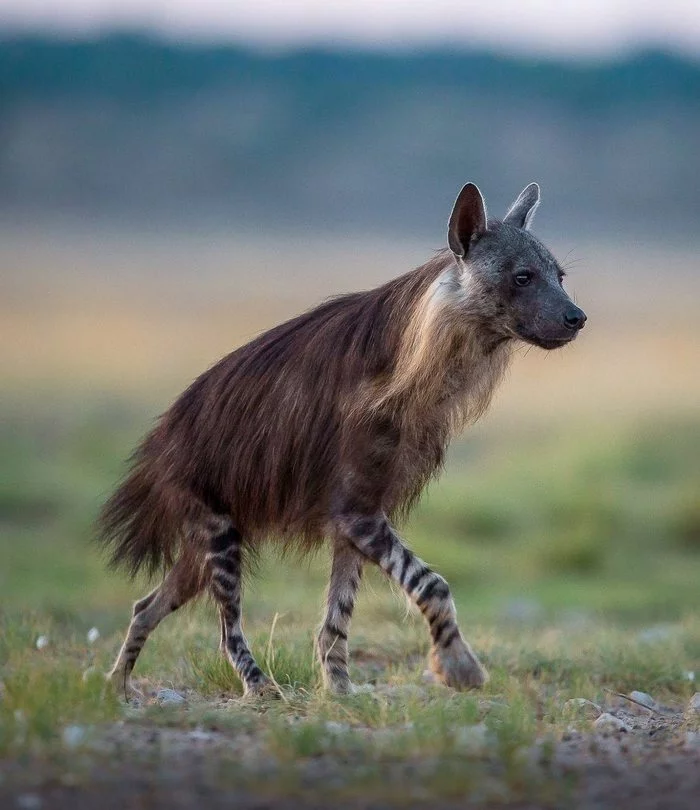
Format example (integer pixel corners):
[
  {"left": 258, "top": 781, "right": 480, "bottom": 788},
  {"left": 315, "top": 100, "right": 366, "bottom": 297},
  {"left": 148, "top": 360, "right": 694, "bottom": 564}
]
[{"left": 100, "top": 182, "right": 586, "bottom": 697}]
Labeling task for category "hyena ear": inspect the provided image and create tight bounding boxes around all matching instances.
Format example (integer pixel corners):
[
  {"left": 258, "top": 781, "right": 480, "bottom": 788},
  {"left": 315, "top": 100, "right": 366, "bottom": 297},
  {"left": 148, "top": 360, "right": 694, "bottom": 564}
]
[
  {"left": 504, "top": 182, "right": 540, "bottom": 230},
  {"left": 448, "top": 183, "right": 487, "bottom": 259}
]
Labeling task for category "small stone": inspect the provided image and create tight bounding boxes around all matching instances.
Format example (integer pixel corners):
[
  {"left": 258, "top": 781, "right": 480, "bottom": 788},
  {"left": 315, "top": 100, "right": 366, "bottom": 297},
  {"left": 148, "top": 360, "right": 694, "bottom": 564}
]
[
  {"left": 629, "top": 691, "right": 657, "bottom": 710},
  {"left": 454, "top": 723, "right": 489, "bottom": 753},
  {"left": 188, "top": 729, "right": 215, "bottom": 742},
  {"left": 501, "top": 598, "right": 543, "bottom": 623},
  {"left": 563, "top": 698, "right": 602, "bottom": 719},
  {"left": 16, "top": 795, "right": 42, "bottom": 810},
  {"left": 594, "top": 713, "right": 631, "bottom": 735},
  {"left": 636, "top": 625, "right": 678, "bottom": 644},
  {"left": 62, "top": 725, "right": 86, "bottom": 749},
  {"left": 35, "top": 636, "right": 49, "bottom": 650},
  {"left": 156, "top": 688, "right": 186, "bottom": 706},
  {"left": 685, "top": 731, "right": 700, "bottom": 748},
  {"left": 688, "top": 692, "right": 700, "bottom": 714},
  {"left": 86, "top": 627, "right": 100, "bottom": 644},
  {"left": 324, "top": 721, "right": 350, "bottom": 734}
]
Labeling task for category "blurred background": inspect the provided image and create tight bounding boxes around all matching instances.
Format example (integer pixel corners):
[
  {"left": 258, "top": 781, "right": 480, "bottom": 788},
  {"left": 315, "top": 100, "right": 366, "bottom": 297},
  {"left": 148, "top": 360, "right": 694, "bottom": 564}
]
[{"left": 1, "top": 1, "right": 699, "bottom": 631}]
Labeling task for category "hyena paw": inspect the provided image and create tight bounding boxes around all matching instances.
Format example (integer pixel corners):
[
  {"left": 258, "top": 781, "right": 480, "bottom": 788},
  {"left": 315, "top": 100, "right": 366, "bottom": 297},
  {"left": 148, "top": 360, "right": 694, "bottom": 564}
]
[
  {"left": 104, "top": 671, "right": 144, "bottom": 702},
  {"left": 429, "top": 637, "right": 488, "bottom": 690},
  {"left": 242, "top": 676, "right": 279, "bottom": 701},
  {"left": 325, "top": 677, "right": 374, "bottom": 696}
]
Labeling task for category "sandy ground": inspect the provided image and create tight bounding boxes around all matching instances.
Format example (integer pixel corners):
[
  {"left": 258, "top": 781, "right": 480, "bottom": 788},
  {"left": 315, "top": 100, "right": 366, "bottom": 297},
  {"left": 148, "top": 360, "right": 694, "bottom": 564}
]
[{"left": 2, "top": 684, "right": 700, "bottom": 810}]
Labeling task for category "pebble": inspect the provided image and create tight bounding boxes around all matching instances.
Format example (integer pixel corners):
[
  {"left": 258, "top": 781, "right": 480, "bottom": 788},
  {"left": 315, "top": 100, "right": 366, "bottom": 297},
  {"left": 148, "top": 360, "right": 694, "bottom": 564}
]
[
  {"left": 685, "top": 731, "right": 700, "bottom": 748},
  {"left": 594, "top": 713, "right": 631, "bottom": 735},
  {"left": 16, "top": 795, "right": 42, "bottom": 810},
  {"left": 86, "top": 627, "right": 100, "bottom": 644},
  {"left": 156, "top": 688, "right": 186, "bottom": 706},
  {"left": 501, "top": 598, "right": 543, "bottom": 623},
  {"left": 629, "top": 691, "right": 657, "bottom": 711},
  {"left": 35, "top": 636, "right": 49, "bottom": 651},
  {"left": 62, "top": 725, "right": 86, "bottom": 749},
  {"left": 563, "top": 698, "right": 602, "bottom": 719},
  {"left": 324, "top": 721, "right": 350, "bottom": 735},
  {"left": 188, "top": 729, "right": 216, "bottom": 742},
  {"left": 636, "top": 625, "right": 678, "bottom": 644}
]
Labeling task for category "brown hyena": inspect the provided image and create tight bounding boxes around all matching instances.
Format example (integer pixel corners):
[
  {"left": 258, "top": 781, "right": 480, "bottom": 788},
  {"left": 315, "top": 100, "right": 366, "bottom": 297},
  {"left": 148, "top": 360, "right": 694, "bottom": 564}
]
[{"left": 100, "top": 182, "right": 586, "bottom": 698}]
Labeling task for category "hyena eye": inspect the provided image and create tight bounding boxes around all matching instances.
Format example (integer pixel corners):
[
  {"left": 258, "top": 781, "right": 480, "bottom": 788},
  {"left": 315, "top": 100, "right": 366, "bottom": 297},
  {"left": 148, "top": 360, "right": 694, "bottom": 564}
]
[{"left": 514, "top": 270, "right": 533, "bottom": 287}]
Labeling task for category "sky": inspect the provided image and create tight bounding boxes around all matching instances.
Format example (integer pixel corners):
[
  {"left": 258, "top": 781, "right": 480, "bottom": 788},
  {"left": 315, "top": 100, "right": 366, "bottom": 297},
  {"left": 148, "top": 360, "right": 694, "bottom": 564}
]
[{"left": 1, "top": 0, "right": 699, "bottom": 58}]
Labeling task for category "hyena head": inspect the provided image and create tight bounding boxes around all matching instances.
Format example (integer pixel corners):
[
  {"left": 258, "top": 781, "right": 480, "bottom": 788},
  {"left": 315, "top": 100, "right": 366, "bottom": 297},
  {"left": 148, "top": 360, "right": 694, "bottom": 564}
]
[{"left": 447, "top": 182, "right": 586, "bottom": 350}]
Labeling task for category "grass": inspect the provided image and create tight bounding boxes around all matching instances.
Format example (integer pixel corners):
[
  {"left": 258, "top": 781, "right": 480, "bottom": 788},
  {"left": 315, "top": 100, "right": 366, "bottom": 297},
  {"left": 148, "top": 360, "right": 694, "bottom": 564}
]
[{"left": 1, "top": 400, "right": 700, "bottom": 802}]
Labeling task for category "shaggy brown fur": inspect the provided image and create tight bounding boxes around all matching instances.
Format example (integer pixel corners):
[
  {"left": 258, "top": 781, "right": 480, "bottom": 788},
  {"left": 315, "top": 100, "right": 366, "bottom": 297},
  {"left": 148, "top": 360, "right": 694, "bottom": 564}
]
[{"left": 101, "top": 250, "right": 506, "bottom": 572}]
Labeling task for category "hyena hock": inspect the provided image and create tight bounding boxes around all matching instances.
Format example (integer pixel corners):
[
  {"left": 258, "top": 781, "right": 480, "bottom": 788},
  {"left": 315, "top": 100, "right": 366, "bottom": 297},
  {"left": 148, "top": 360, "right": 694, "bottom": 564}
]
[{"left": 100, "top": 182, "right": 586, "bottom": 697}]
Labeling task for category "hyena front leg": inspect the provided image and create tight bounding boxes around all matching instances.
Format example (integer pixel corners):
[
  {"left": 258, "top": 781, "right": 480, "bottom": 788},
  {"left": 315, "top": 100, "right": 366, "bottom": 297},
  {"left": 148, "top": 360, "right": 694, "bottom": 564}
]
[
  {"left": 206, "top": 525, "right": 274, "bottom": 698},
  {"left": 317, "top": 541, "right": 363, "bottom": 694},
  {"left": 108, "top": 557, "right": 201, "bottom": 697},
  {"left": 336, "top": 512, "right": 487, "bottom": 689}
]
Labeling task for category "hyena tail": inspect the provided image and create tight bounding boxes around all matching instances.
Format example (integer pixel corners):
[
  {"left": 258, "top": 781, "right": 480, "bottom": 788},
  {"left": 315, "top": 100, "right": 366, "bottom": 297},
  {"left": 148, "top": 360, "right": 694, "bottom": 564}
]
[{"left": 97, "top": 435, "right": 196, "bottom": 579}]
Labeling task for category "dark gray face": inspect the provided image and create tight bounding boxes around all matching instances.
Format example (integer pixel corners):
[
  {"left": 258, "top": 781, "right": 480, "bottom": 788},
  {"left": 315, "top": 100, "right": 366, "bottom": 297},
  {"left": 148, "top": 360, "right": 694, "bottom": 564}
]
[
  {"left": 447, "top": 182, "right": 586, "bottom": 351},
  {"left": 472, "top": 223, "right": 587, "bottom": 350}
]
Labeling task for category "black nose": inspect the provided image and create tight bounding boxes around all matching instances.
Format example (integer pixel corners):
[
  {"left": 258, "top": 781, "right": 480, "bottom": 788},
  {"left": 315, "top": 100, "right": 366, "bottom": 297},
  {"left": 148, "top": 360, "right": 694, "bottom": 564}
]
[{"left": 563, "top": 307, "right": 587, "bottom": 331}]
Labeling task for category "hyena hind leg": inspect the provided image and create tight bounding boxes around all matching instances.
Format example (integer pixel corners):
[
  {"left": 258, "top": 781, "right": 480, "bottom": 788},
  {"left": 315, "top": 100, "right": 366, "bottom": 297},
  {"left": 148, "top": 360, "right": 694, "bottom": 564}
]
[
  {"left": 107, "top": 557, "right": 202, "bottom": 699},
  {"left": 207, "top": 525, "right": 275, "bottom": 698},
  {"left": 316, "top": 541, "right": 363, "bottom": 694}
]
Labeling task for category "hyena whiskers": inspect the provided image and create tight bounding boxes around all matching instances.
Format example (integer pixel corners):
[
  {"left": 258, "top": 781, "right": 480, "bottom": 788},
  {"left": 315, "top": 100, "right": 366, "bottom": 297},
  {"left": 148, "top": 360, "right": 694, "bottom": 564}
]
[{"left": 99, "top": 181, "right": 586, "bottom": 697}]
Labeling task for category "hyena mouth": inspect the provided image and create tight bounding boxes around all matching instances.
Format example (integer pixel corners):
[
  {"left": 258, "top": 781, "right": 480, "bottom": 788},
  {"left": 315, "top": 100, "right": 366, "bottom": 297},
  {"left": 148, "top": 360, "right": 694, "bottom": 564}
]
[
  {"left": 517, "top": 331, "right": 577, "bottom": 350},
  {"left": 533, "top": 335, "right": 577, "bottom": 350}
]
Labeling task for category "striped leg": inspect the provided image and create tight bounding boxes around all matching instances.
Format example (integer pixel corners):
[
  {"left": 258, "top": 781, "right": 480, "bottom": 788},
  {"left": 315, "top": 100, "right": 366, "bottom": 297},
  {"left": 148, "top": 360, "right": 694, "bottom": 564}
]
[
  {"left": 207, "top": 526, "right": 273, "bottom": 697},
  {"left": 336, "top": 512, "right": 487, "bottom": 690},
  {"left": 108, "top": 557, "right": 201, "bottom": 698},
  {"left": 317, "top": 541, "right": 363, "bottom": 694},
  {"left": 218, "top": 607, "right": 228, "bottom": 654}
]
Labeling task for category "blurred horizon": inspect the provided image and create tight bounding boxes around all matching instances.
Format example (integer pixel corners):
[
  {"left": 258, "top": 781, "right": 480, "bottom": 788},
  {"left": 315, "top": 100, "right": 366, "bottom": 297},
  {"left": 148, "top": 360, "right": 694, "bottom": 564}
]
[
  {"left": 2, "top": 34, "right": 700, "bottom": 244},
  {"left": 1, "top": 0, "right": 699, "bottom": 58}
]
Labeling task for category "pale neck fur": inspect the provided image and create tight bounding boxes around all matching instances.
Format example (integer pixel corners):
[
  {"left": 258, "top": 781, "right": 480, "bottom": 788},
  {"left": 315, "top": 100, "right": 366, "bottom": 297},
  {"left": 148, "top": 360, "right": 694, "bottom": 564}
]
[{"left": 376, "top": 260, "right": 513, "bottom": 432}]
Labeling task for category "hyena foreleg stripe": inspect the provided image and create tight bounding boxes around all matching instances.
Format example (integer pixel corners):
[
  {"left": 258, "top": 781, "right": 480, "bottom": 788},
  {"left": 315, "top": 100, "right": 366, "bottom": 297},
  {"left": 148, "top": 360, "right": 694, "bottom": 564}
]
[
  {"left": 206, "top": 526, "right": 271, "bottom": 696},
  {"left": 317, "top": 542, "right": 363, "bottom": 693},
  {"left": 337, "top": 513, "right": 488, "bottom": 689}
]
